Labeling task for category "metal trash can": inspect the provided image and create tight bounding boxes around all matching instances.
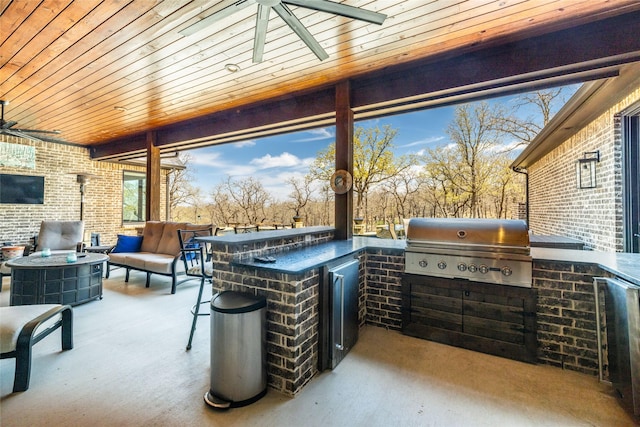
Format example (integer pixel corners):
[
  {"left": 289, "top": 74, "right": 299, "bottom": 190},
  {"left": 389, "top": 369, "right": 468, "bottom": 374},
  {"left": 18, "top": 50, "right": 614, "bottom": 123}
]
[{"left": 204, "top": 291, "right": 267, "bottom": 409}]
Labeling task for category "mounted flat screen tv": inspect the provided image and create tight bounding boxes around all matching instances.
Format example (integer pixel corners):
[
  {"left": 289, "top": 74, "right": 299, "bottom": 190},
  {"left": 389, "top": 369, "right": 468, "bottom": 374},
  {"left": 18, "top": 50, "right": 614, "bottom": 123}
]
[{"left": 0, "top": 174, "right": 45, "bottom": 204}]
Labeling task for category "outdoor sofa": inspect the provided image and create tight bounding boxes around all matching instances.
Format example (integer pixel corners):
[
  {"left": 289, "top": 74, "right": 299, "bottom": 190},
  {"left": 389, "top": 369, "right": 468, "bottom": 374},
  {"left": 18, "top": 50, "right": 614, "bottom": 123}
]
[{"left": 106, "top": 221, "right": 212, "bottom": 294}]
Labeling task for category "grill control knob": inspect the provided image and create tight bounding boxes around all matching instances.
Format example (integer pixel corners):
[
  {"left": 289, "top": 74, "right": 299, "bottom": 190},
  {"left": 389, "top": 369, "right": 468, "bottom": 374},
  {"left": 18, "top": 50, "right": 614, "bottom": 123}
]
[
  {"left": 419, "top": 260, "right": 428, "bottom": 268},
  {"left": 457, "top": 263, "right": 467, "bottom": 272},
  {"left": 437, "top": 261, "right": 447, "bottom": 270},
  {"left": 468, "top": 264, "right": 477, "bottom": 273},
  {"left": 479, "top": 265, "right": 489, "bottom": 274},
  {"left": 501, "top": 266, "right": 513, "bottom": 276}
]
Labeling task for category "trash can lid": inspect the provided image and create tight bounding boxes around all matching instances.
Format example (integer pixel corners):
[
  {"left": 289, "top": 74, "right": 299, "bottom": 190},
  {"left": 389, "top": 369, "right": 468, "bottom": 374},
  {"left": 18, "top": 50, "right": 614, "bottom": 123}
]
[{"left": 211, "top": 291, "right": 266, "bottom": 313}]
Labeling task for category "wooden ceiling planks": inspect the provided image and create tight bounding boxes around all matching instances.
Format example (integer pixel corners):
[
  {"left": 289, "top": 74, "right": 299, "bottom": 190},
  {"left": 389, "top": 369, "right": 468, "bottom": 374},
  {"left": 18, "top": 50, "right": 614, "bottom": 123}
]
[
  {"left": 53, "top": 1, "right": 394, "bottom": 139},
  {"left": 1, "top": 1, "right": 166, "bottom": 117},
  {"left": 1, "top": 0, "right": 74, "bottom": 80},
  {"left": 0, "top": 0, "right": 124, "bottom": 115},
  {"left": 1, "top": 0, "right": 640, "bottom": 149},
  {"left": 0, "top": 0, "right": 40, "bottom": 46},
  {"left": 58, "top": 2, "right": 552, "bottom": 140}
]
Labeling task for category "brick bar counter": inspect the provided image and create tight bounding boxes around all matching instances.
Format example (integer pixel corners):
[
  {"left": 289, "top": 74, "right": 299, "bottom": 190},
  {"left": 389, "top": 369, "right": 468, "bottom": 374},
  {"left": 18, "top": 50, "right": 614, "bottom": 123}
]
[{"left": 199, "top": 228, "right": 640, "bottom": 396}]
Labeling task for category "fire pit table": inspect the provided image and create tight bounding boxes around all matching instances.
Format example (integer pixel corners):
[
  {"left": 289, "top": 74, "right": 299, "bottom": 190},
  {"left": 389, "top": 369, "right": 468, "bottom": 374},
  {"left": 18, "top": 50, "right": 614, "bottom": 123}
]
[{"left": 7, "top": 253, "right": 108, "bottom": 306}]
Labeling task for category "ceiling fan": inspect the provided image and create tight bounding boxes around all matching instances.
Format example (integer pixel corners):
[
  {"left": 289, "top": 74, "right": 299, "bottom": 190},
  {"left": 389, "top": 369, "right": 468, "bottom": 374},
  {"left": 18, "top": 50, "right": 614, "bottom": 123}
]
[
  {"left": 180, "top": 0, "right": 387, "bottom": 63},
  {"left": 0, "top": 100, "right": 64, "bottom": 143}
]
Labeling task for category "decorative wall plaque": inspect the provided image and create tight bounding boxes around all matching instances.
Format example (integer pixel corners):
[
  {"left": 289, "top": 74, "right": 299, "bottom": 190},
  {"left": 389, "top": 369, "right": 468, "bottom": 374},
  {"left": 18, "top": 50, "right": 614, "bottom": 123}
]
[
  {"left": 330, "top": 169, "right": 352, "bottom": 194},
  {"left": 0, "top": 142, "right": 35, "bottom": 169}
]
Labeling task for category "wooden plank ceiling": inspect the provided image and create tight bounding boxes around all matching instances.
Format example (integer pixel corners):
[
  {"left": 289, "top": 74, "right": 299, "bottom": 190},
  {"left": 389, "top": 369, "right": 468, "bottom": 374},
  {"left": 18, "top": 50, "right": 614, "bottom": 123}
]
[{"left": 2, "top": 0, "right": 640, "bottom": 157}]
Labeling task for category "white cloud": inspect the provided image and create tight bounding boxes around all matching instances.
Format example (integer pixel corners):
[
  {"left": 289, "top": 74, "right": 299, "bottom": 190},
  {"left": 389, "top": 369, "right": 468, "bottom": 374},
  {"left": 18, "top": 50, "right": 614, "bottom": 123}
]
[
  {"left": 185, "top": 151, "right": 223, "bottom": 166},
  {"left": 250, "top": 152, "right": 301, "bottom": 169},
  {"left": 294, "top": 127, "right": 334, "bottom": 142},
  {"left": 233, "top": 140, "right": 256, "bottom": 148},
  {"left": 400, "top": 136, "right": 445, "bottom": 148}
]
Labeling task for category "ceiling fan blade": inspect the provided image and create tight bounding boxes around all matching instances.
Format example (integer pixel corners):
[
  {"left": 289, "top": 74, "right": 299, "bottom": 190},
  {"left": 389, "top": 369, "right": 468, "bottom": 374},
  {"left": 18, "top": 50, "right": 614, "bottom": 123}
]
[
  {"left": 12, "top": 128, "right": 62, "bottom": 134},
  {"left": 180, "top": 0, "right": 256, "bottom": 36},
  {"left": 2, "top": 120, "right": 18, "bottom": 129},
  {"left": 253, "top": 3, "right": 272, "bottom": 63},
  {"left": 274, "top": 3, "right": 328, "bottom": 61},
  {"left": 284, "top": 0, "right": 386, "bottom": 25}
]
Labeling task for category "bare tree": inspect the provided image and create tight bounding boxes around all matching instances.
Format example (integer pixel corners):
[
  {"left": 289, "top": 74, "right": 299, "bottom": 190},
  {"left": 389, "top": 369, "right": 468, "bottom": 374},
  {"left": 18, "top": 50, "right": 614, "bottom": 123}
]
[
  {"left": 221, "top": 176, "right": 271, "bottom": 224},
  {"left": 287, "top": 174, "right": 314, "bottom": 219},
  {"left": 483, "top": 155, "right": 526, "bottom": 219},
  {"left": 166, "top": 154, "right": 201, "bottom": 221},
  {"left": 433, "top": 102, "right": 502, "bottom": 217},
  {"left": 492, "top": 88, "right": 567, "bottom": 148},
  {"left": 382, "top": 167, "right": 425, "bottom": 222},
  {"left": 208, "top": 186, "right": 237, "bottom": 226},
  {"left": 423, "top": 150, "right": 471, "bottom": 218}
]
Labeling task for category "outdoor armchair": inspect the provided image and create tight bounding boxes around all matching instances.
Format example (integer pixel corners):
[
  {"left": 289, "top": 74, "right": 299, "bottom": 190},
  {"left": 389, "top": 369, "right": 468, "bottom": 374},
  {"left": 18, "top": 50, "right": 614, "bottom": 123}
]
[{"left": 25, "top": 220, "right": 84, "bottom": 256}]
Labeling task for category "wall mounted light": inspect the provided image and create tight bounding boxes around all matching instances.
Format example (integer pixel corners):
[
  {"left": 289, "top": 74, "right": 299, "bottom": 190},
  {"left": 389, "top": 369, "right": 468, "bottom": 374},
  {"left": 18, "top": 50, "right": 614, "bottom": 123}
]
[{"left": 576, "top": 151, "right": 600, "bottom": 189}]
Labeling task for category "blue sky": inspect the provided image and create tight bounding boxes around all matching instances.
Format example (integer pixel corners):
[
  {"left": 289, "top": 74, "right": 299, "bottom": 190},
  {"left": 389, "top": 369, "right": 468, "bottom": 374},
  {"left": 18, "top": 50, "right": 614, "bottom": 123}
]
[
  {"left": 186, "top": 86, "right": 578, "bottom": 201},
  {"left": 187, "top": 107, "right": 455, "bottom": 201}
]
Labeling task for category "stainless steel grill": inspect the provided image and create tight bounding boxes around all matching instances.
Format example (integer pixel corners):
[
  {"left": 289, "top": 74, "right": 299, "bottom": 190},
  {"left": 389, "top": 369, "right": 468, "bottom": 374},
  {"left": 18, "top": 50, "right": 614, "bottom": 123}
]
[{"left": 404, "top": 218, "right": 532, "bottom": 288}]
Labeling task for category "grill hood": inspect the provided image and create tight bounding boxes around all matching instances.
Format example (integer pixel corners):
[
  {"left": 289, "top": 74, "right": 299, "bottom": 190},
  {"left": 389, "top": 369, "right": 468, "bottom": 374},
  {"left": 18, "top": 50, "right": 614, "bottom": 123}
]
[
  {"left": 404, "top": 218, "right": 532, "bottom": 287},
  {"left": 406, "top": 218, "right": 530, "bottom": 254}
]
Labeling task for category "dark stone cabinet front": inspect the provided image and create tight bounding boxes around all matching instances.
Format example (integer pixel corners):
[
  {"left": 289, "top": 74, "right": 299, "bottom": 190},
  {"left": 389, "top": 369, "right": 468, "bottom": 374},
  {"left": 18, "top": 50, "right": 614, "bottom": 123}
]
[{"left": 401, "top": 273, "right": 537, "bottom": 363}]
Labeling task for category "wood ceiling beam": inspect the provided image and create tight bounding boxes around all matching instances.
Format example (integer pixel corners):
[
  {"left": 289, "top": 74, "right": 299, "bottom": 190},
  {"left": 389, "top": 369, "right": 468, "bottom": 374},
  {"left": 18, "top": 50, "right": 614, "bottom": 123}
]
[
  {"left": 91, "top": 10, "right": 640, "bottom": 160},
  {"left": 334, "top": 81, "right": 354, "bottom": 241},
  {"left": 91, "top": 87, "right": 336, "bottom": 159},
  {"left": 351, "top": 9, "right": 640, "bottom": 112}
]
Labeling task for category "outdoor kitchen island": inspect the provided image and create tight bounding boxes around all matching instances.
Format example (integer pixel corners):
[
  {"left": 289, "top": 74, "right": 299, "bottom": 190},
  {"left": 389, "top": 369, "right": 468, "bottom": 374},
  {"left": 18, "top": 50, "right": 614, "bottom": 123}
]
[
  {"left": 203, "top": 227, "right": 640, "bottom": 398},
  {"left": 201, "top": 226, "right": 404, "bottom": 396}
]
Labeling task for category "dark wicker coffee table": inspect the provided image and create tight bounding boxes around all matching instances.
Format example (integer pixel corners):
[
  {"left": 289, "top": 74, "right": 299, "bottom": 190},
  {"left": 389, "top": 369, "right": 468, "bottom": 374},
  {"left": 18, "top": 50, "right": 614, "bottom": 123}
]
[{"left": 7, "top": 253, "right": 109, "bottom": 306}]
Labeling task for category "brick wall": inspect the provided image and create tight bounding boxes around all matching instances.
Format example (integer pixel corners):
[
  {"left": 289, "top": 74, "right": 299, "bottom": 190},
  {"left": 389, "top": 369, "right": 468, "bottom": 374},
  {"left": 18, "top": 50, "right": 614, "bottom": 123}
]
[
  {"left": 364, "top": 248, "right": 404, "bottom": 330},
  {"left": 529, "top": 260, "right": 605, "bottom": 375},
  {"left": 528, "top": 86, "right": 640, "bottom": 251},
  {"left": 0, "top": 136, "right": 167, "bottom": 247}
]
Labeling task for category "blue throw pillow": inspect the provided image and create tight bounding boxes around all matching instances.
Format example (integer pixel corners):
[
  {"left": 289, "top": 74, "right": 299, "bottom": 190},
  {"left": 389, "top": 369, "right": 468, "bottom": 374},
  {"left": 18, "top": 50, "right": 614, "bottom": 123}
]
[
  {"left": 111, "top": 235, "right": 143, "bottom": 253},
  {"left": 181, "top": 240, "right": 201, "bottom": 261}
]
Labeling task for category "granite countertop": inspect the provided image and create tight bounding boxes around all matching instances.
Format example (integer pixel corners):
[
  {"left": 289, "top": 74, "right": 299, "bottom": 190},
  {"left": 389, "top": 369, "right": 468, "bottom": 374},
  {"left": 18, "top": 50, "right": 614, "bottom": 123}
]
[
  {"left": 204, "top": 226, "right": 334, "bottom": 245},
  {"left": 531, "top": 247, "right": 640, "bottom": 286},
  {"left": 233, "top": 237, "right": 405, "bottom": 274},
  {"left": 232, "top": 235, "right": 640, "bottom": 286}
]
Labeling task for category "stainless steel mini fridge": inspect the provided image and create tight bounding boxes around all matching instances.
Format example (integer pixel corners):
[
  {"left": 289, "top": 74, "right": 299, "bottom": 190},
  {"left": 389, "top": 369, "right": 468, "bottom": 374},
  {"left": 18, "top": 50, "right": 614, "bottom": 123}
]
[
  {"left": 330, "top": 258, "right": 359, "bottom": 369},
  {"left": 594, "top": 277, "right": 640, "bottom": 418}
]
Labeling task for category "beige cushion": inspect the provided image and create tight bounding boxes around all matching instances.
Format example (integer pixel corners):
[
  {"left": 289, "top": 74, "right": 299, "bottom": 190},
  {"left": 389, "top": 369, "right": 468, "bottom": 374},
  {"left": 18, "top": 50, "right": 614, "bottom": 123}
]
[
  {"left": 119, "top": 254, "right": 148, "bottom": 271},
  {"left": 155, "top": 222, "right": 188, "bottom": 256},
  {"left": 111, "top": 253, "right": 179, "bottom": 274},
  {"left": 0, "top": 305, "right": 63, "bottom": 353},
  {"left": 37, "top": 221, "right": 84, "bottom": 251},
  {"left": 140, "top": 221, "right": 164, "bottom": 253},
  {"left": 143, "top": 254, "right": 181, "bottom": 274},
  {"left": 106, "top": 252, "right": 128, "bottom": 264}
]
